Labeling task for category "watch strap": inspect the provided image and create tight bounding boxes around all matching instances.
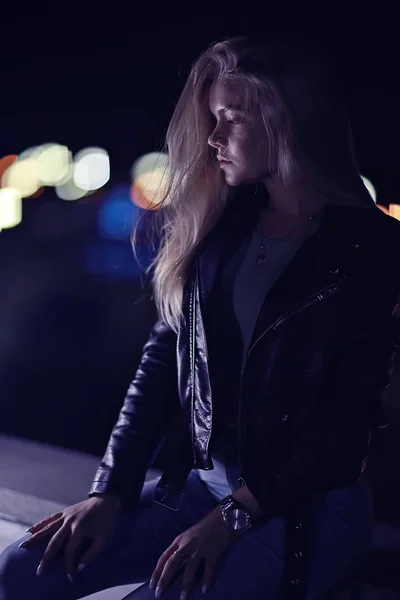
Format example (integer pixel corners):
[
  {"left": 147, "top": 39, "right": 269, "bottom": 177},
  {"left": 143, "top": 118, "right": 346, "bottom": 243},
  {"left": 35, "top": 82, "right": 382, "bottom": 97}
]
[{"left": 220, "top": 495, "right": 255, "bottom": 520}]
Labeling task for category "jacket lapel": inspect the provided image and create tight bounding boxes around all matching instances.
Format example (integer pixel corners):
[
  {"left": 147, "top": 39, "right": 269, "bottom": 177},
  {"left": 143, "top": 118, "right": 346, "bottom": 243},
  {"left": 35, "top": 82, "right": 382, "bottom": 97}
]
[
  {"left": 247, "top": 220, "right": 351, "bottom": 353},
  {"left": 197, "top": 195, "right": 374, "bottom": 354}
]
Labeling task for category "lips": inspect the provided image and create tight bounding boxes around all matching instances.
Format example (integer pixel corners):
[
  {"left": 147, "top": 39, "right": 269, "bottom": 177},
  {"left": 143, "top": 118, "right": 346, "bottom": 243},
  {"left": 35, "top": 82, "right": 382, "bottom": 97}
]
[{"left": 217, "top": 156, "right": 231, "bottom": 163}]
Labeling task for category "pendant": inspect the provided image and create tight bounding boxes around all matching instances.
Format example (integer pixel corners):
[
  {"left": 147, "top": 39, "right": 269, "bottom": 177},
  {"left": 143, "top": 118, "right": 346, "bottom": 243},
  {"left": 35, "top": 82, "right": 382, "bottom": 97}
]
[
  {"left": 257, "top": 254, "right": 267, "bottom": 264},
  {"left": 256, "top": 244, "right": 267, "bottom": 265}
]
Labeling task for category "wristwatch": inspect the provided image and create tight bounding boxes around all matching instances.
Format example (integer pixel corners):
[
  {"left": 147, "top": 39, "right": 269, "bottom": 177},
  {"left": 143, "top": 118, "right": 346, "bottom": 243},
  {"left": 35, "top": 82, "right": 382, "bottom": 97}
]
[{"left": 219, "top": 495, "right": 253, "bottom": 533}]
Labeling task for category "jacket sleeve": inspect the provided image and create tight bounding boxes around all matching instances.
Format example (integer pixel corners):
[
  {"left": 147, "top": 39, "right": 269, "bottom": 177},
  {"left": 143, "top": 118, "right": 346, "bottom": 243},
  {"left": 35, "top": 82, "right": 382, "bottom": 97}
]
[
  {"left": 88, "top": 317, "right": 179, "bottom": 509},
  {"left": 242, "top": 272, "right": 400, "bottom": 518}
]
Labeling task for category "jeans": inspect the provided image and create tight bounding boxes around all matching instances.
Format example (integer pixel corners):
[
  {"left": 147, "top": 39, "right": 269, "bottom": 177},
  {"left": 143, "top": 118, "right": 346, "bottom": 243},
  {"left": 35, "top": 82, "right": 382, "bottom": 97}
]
[{"left": 0, "top": 469, "right": 373, "bottom": 600}]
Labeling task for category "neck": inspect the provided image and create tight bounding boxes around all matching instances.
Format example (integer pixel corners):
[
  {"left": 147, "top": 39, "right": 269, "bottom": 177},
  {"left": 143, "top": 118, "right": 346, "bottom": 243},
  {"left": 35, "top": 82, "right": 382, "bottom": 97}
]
[
  {"left": 263, "top": 176, "right": 326, "bottom": 217},
  {"left": 256, "top": 177, "right": 325, "bottom": 239}
]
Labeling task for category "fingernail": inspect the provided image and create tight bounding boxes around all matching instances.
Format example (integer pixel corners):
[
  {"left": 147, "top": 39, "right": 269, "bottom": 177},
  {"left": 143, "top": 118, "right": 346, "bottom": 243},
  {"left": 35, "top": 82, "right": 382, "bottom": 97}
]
[
  {"left": 77, "top": 563, "right": 86, "bottom": 572},
  {"left": 25, "top": 527, "right": 32, "bottom": 533},
  {"left": 180, "top": 591, "right": 187, "bottom": 600},
  {"left": 155, "top": 586, "right": 163, "bottom": 598},
  {"left": 36, "top": 563, "right": 42, "bottom": 577},
  {"left": 149, "top": 577, "right": 157, "bottom": 590},
  {"left": 202, "top": 584, "right": 208, "bottom": 594},
  {"left": 67, "top": 573, "right": 74, "bottom": 583},
  {"left": 18, "top": 541, "right": 27, "bottom": 549}
]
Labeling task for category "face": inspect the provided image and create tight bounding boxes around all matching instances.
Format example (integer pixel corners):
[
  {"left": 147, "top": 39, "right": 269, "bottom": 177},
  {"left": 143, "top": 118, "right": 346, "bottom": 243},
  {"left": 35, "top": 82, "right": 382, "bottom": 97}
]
[{"left": 208, "top": 78, "right": 273, "bottom": 187}]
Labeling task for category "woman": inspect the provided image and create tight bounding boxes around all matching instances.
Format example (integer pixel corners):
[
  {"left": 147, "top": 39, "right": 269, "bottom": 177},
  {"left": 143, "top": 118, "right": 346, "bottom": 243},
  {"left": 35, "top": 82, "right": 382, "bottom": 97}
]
[{"left": 1, "top": 33, "right": 400, "bottom": 600}]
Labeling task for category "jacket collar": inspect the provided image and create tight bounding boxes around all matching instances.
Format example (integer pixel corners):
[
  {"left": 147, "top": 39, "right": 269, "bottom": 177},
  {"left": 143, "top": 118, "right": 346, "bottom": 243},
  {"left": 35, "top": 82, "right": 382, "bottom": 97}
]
[{"left": 196, "top": 189, "right": 378, "bottom": 349}]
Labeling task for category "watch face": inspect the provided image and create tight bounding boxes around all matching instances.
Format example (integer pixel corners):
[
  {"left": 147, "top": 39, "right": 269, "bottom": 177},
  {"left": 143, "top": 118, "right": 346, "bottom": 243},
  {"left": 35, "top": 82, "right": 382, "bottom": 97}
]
[{"left": 226, "top": 507, "right": 250, "bottom": 531}]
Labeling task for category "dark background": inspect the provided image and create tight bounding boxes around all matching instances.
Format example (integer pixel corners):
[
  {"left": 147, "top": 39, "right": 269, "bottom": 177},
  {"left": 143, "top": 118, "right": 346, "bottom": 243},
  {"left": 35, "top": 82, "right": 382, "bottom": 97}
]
[{"left": 0, "top": 2, "right": 399, "bottom": 519}]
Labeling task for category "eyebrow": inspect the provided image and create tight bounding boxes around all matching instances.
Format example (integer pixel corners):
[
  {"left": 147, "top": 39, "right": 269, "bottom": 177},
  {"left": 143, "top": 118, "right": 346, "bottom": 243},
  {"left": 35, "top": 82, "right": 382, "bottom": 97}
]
[
  {"left": 217, "top": 105, "right": 246, "bottom": 113},
  {"left": 209, "top": 105, "right": 247, "bottom": 118}
]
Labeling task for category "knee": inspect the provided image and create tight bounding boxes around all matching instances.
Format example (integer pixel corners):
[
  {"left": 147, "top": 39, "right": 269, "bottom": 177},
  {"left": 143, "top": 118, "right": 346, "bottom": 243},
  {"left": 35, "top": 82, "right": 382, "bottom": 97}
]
[{"left": 0, "top": 536, "right": 44, "bottom": 599}]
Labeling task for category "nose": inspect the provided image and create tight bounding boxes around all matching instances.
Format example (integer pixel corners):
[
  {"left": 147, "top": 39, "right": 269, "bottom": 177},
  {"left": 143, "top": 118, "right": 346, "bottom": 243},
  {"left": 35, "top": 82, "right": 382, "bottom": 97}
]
[{"left": 208, "top": 126, "right": 225, "bottom": 150}]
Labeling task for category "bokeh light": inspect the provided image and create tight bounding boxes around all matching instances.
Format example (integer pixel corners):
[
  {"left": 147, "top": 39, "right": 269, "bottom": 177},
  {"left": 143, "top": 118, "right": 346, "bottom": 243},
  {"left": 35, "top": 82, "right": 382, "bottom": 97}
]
[
  {"left": 73, "top": 148, "right": 110, "bottom": 191},
  {"left": 130, "top": 152, "right": 170, "bottom": 209},
  {"left": 2, "top": 158, "right": 40, "bottom": 198},
  {"left": 36, "top": 144, "right": 73, "bottom": 186},
  {"left": 0, "top": 187, "right": 22, "bottom": 228},
  {"left": 360, "top": 175, "right": 376, "bottom": 203},
  {"left": 0, "top": 155, "right": 18, "bottom": 184},
  {"left": 378, "top": 205, "right": 390, "bottom": 215},
  {"left": 389, "top": 205, "right": 400, "bottom": 221},
  {"left": 55, "top": 178, "right": 88, "bottom": 201},
  {"left": 19, "top": 144, "right": 53, "bottom": 161},
  {"left": 97, "top": 184, "right": 139, "bottom": 241},
  {"left": 131, "top": 152, "right": 169, "bottom": 180}
]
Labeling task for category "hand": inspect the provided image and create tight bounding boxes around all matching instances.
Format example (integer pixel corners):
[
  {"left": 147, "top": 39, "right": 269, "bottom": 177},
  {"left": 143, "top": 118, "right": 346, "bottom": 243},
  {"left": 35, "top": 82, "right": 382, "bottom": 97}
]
[
  {"left": 149, "top": 508, "right": 238, "bottom": 599},
  {"left": 19, "top": 495, "right": 121, "bottom": 582}
]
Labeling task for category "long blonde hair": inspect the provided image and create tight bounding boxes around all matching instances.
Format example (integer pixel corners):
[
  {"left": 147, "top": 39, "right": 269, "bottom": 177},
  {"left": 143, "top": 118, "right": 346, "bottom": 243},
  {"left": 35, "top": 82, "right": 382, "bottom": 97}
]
[{"left": 133, "top": 33, "right": 374, "bottom": 334}]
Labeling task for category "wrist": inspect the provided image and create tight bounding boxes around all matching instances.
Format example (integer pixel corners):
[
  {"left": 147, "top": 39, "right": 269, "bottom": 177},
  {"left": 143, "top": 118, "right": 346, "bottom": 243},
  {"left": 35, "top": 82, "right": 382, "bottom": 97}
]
[
  {"left": 207, "top": 504, "right": 235, "bottom": 531},
  {"left": 90, "top": 493, "right": 121, "bottom": 506},
  {"left": 216, "top": 495, "right": 255, "bottom": 536},
  {"left": 231, "top": 484, "right": 263, "bottom": 520}
]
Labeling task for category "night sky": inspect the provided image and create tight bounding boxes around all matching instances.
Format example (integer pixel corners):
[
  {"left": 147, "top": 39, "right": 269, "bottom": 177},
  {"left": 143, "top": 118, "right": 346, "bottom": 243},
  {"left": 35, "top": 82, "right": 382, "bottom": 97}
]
[{"left": 0, "top": 3, "right": 399, "bottom": 467}]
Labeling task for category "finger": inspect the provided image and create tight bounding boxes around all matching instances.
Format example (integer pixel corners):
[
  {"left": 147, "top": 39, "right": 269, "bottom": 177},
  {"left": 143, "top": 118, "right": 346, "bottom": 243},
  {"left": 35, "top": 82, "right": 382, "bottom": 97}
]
[
  {"left": 78, "top": 536, "right": 105, "bottom": 568},
  {"left": 201, "top": 559, "right": 217, "bottom": 594},
  {"left": 180, "top": 554, "right": 202, "bottom": 598},
  {"left": 64, "top": 532, "right": 85, "bottom": 581},
  {"left": 19, "top": 520, "right": 62, "bottom": 549},
  {"left": 27, "top": 513, "right": 63, "bottom": 534},
  {"left": 151, "top": 546, "right": 178, "bottom": 585},
  {"left": 39, "top": 526, "right": 69, "bottom": 575},
  {"left": 158, "top": 550, "right": 194, "bottom": 595}
]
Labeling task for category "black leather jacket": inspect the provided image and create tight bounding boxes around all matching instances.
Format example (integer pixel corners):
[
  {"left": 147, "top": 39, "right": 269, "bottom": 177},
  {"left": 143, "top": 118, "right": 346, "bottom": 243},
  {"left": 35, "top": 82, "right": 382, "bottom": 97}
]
[{"left": 89, "top": 195, "right": 400, "bottom": 599}]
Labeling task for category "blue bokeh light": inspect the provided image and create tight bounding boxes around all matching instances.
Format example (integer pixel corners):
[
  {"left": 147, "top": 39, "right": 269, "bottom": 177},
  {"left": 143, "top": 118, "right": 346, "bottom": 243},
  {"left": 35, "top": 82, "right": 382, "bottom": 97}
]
[
  {"left": 97, "top": 184, "right": 143, "bottom": 241},
  {"left": 84, "top": 183, "right": 157, "bottom": 280}
]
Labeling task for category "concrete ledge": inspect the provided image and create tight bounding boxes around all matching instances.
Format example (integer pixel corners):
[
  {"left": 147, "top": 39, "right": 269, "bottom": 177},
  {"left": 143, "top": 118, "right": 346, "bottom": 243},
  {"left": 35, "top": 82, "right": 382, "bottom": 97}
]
[{"left": 0, "top": 434, "right": 161, "bottom": 526}]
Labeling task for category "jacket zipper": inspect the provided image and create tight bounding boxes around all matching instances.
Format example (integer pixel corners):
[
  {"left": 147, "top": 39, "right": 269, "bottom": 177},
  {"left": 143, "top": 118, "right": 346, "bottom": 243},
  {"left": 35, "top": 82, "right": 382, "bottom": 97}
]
[
  {"left": 190, "top": 274, "right": 198, "bottom": 465},
  {"left": 236, "top": 280, "right": 342, "bottom": 483}
]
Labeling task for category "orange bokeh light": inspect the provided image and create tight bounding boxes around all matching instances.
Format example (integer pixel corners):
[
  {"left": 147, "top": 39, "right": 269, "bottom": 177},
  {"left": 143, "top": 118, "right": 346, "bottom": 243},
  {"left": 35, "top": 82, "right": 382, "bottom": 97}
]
[
  {"left": 27, "top": 187, "right": 44, "bottom": 199},
  {"left": 0, "top": 155, "right": 18, "bottom": 185},
  {"left": 377, "top": 205, "right": 390, "bottom": 215},
  {"left": 130, "top": 181, "right": 159, "bottom": 210}
]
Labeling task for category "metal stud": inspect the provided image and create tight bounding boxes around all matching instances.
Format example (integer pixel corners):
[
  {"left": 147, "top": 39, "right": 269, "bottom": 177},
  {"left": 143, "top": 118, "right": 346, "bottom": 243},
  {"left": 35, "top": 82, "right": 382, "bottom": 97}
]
[
  {"left": 295, "top": 522, "right": 303, "bottom": 530},
  {"left": 329, "top": 268, "right": 340, "bottom": 274},
  {"left": 295, "top": 551, "right": 303, "bottom": 559},
  {"left": 291, "top": 579, "right": 300, "bottom": 586}
]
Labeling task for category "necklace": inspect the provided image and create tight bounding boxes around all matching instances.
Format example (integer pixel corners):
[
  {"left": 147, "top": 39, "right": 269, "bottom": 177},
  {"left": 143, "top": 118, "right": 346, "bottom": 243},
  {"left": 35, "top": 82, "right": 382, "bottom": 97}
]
[{"left": 255, "top": 214, "right": 317, "bottom": 265}]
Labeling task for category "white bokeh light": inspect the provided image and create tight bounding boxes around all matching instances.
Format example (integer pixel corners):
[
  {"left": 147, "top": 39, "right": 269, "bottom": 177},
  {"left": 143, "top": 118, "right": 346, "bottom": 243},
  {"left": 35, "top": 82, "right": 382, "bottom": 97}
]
[
  {"left": 131, "top": 152, "right": 169, "bottom": 182},
  {"left": 0, "top": 187, "right": 22, "bottom": 228},
  {"left": 73, "top": 147, "right": 110, "bottom": 191},
  {"left": 2, "top": 159, "right": 40, "bottom": 198},
  {"left": 55, "top": 178, "right": 88, "bottom": 201},
  {"left": 360, "top": 175, "right": 376, "bottom": 203},
  {"left": 19, "top": 143, "right": 53, "bottom": 161},
  {"left": 36, "top": 144, "right": 73, "bottom": 186}
]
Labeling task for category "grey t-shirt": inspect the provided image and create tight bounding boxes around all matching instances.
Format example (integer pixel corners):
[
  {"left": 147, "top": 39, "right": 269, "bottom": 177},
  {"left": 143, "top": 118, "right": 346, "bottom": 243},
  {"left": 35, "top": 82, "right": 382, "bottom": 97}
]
[
  {"left": 202, "top": 228, "right": 309, "bottom": 467},
  {"left": 233, "top": 229, "right": 307, "bottom": 367}
]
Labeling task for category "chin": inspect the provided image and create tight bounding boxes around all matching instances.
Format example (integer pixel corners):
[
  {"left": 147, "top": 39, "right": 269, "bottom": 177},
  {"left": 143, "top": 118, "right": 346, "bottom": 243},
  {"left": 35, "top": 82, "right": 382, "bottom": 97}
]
[
  {"left": 222, "top": 171, "right": 245, "bottom": 187},
  {"left": 224, "top": 174, "right": 258, "bottom": 188}
]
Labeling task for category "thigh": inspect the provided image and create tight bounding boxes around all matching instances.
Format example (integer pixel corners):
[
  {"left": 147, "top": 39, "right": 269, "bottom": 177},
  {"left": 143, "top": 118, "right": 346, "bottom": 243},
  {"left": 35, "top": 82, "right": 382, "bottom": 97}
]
[
  {"left": 125, "top": 477, "right": 374, "bottom": 600},
  {"left": 307, "top": 476, "right": 374, "bottom": 599},
  {"left": 0, "top": 470, "right": 219, "bottom": 600},
  {"left": 125, "top": 509, "right": 288, "bottom": 600}
]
